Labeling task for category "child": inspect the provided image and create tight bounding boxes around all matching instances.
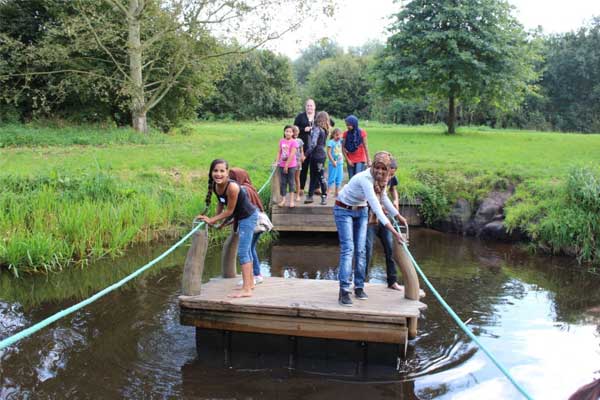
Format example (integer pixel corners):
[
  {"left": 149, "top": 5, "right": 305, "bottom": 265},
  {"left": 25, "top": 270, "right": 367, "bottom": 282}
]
[
  {"left": 305, "top": 111, "right": 329, "bottom": 205},
  {"left": 197, "top": 159, "right": 258, "bottom": 298},
  {"left": 388, "top": 159, "right": 399, "bottom": 210},
  {"left": 277, "top": 125, "right": 298, "bottom": 208},
  {"left": 292, "top": 125, "right": 305, "bottom": 202},
  {"left": 327, "top": 127, "right": 344, "bottom": 196}
]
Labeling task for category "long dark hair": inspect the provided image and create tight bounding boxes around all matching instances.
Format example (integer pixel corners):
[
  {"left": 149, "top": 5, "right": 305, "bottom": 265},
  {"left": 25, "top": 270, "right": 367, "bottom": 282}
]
[{"left": 204, "top": 158, "right": 229, "bottom": 213}]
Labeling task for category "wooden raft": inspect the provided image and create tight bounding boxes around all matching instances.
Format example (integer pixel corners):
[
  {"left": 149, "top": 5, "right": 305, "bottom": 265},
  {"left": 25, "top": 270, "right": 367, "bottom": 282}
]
[
  {"left": 179, "top": 277, "right": 426, "bottom": 344},
  {"left": 270, "top": 171, "right": 423, "bottom": 232}
]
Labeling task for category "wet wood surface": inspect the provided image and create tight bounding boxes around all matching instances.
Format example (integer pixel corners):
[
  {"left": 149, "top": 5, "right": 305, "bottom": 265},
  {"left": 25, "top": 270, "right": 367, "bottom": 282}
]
[{"left": 179, "top": 277, "right": 426, "bottom": 344}]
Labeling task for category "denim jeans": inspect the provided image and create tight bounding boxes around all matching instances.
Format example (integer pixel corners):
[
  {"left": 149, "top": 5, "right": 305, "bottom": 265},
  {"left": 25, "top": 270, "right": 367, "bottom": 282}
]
[
  {"left": 365, "top": 222, "right": 398, "bottom": 287},
  {"left": 333, "top": 205, "right": 368, "bottom": 292},
  {"left": 236, "top": 209, "right": 259, "bottom": 265},
  {"left": 251, "top": 231, "right": 263, "bottom": 276},
  {"left": 347, "top": 161, "right": 366, "bottom": 180},
  {"left": 279, "top": 166, "right": 296, "bottom": 196}
]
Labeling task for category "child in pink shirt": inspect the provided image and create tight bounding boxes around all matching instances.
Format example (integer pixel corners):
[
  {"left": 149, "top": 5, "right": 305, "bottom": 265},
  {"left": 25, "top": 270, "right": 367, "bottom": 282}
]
[{"left": 277, "top": 125, "right": 299, "bottom": 207}]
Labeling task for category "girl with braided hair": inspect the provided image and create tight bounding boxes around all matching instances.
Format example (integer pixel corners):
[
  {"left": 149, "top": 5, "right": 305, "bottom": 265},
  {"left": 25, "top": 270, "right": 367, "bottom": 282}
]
[
  {"left": 333, "top": 151, "right": 408, "bottom": 307},
  {"left": 197, "top": 159, "right": 258, "bottom": 298}
]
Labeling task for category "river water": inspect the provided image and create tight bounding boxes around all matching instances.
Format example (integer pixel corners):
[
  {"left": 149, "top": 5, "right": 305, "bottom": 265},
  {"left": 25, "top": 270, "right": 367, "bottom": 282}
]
[{"left": 1, "top": 229, "right": 599, "bottom": 399}]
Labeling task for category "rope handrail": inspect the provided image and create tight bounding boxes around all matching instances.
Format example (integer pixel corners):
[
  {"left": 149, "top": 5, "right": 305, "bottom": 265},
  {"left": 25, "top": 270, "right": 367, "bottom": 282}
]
[
  {"left": 0, "top": 167, "right": 276, "bottom": 351},
  {"left": 394, "top": 222, "right": 533, "bottom": 399}
]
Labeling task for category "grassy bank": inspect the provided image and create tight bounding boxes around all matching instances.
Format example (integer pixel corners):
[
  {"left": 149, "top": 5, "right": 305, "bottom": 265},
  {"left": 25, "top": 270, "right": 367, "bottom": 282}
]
[{"left": 1, "top": 121, "right": 599, "bottom": 275}]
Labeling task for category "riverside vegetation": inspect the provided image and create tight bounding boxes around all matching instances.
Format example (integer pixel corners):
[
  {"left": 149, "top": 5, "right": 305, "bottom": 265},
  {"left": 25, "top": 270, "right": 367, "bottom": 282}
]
[{"left": 1, "top": 121, "right": 599, "bottom": 276}]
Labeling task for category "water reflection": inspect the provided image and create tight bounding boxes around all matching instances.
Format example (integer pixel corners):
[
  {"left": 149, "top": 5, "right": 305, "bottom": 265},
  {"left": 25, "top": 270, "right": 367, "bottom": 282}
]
[{"left": 0, "top": 229, "right": 598, "bottom": 399}]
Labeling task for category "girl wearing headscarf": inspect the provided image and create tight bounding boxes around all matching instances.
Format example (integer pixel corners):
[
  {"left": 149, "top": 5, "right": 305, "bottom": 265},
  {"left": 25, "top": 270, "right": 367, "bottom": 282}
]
[
  {"left": 342, "top": 115, "right": 371, "bottom": 180},
  {"left": 333, "top": 151, "right": 408, "bottom": 307}
]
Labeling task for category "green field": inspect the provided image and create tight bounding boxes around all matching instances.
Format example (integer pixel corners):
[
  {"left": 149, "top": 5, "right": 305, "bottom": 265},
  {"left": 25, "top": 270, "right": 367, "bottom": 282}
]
[{"left": 1, "top": 121, "right": 599, "bottom": 275}]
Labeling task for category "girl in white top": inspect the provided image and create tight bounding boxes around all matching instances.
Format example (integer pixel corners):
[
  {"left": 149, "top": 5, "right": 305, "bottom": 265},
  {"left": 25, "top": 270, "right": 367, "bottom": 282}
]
[{"left": 333, "top": 151, "right": 407, "bottom": 306}]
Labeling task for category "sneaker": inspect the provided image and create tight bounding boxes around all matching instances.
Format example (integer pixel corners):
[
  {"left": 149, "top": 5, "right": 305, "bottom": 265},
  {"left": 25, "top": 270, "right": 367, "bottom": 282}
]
[
  {"left": 320, "top": 195, "right": 327, "bottom": 205},
  {"left": 304, "top": 195, "right": 314, "bottom": 204},
  {"left": 354, "top": 288, "right": 368, "bottom": 300},
  {"left": 338, "top": 289, "right": 353, "bottom": 307}
]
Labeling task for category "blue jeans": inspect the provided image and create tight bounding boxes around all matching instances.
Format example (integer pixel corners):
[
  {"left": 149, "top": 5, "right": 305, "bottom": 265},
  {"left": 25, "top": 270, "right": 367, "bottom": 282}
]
[
  {"left": 333, "top": 205, "right": 368, "bottom": 292},
  {"left": 347, "top": 161, "right": 366, "bottom": 180},
  {"left": 251, "top": 231, "right": 263, "bottom": 276},
  {"left": 237, "top": 210, "right": 259, "bottom": 265},
  {"left": 365, "top": 222, "right": 397, "bottom": 287}
]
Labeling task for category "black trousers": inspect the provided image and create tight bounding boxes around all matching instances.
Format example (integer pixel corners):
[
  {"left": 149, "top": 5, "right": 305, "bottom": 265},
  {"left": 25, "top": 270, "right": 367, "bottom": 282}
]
[
  {"left": 308, "top": 158, "right": 327, "bottom": 196},
  {"left": 299, "top": 155, "right": 311, "bottom": 191}
]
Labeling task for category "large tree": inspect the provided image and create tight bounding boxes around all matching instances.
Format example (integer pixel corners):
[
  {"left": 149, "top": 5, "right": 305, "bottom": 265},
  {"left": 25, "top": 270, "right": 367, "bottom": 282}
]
[
  {"left": 376, "top": 0, "right": 539, "bottom": 134},
  {"left": 542, "top": 18, "right": 600, "bottom": 133},
  {"left": 293, "top": 38, "right": 343, "bottom": 85},
  {"left": 307, "top": 54, "right": 371, "bottom": 118},
  {"left": 1, "top": 0, "right": 334, "bottom": 132},
  {"left": 202, "top": 49, "right": 297, "bottom": 119}
]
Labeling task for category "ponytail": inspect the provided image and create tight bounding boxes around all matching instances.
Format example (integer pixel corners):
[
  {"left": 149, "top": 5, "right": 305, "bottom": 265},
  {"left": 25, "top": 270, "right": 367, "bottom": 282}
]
[{"left": 203, "top": 175, "right": 214, "bottom": 214}]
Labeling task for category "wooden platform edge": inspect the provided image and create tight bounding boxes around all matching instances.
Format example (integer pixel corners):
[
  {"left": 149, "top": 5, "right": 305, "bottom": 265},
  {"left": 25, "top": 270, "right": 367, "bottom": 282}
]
[{"left": 180, "top": 308, "right": 408, "bottom": 344}]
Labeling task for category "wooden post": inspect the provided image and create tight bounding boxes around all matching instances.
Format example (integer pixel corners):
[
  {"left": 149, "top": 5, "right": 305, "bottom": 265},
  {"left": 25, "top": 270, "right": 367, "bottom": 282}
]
[
  {"left": 407, "top": 317, "right": 418, "bottom": 340},
  {"left": 221, "top": 230, "right": 239, "bottom": 278},
  {"left": 271, "top": 167, "right": 282, "bottom": 205},
  {"left": 391, "top": 241, "right": 420, "bottom": 301},
  {"left": 181, "top": 225, "right": 208, "bottom": 296}
]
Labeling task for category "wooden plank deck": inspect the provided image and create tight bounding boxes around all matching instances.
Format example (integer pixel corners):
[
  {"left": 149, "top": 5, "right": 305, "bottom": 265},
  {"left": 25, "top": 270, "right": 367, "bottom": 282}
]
[
  {"left": 179, "top": 277, "right": 427, "bottom": 344},
  {"left": 271, "top": 196, "right": 423, "bottom": 232}
]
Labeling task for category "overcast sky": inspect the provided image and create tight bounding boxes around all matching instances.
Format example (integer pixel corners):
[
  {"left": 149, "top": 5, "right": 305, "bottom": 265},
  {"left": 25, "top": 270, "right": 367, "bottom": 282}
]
[{"left": 269, "top": 0, "right": 600, "bottom": 59}]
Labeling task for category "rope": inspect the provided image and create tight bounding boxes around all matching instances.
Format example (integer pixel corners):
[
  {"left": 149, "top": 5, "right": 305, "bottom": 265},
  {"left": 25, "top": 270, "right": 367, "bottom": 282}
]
[
  {"left": 0, "top": 167, "right": 276, "bottom": 351},
  {"left": 394, "top": 223, "right": 533, "bottom": 399}
]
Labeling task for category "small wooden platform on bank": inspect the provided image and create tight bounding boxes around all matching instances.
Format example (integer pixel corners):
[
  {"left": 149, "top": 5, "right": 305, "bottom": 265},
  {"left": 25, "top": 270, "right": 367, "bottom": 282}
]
[
  {"left": 270, "top": 193, "right": 423, "bottom": 232},
  {"left": 179, "top": 277, "right": 427, "bottom": 344}
]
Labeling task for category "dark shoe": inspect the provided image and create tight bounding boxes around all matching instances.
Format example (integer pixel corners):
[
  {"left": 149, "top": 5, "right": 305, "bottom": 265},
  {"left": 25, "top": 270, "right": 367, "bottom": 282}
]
[
  {"left": 354, "top": 288, "right": 368, "bottom": 300},
  {"left": 320, "top": 195, "right": 327, "bottom": 205},
  {"left": 338, "top": 289, "right": 353, "bottom": 307},
  {"left": 304, "top": 195, "right": 313, "bottom": 204}
]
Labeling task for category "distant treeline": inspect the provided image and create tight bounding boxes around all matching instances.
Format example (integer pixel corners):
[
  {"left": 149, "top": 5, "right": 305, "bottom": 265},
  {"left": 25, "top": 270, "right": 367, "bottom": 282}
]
[{"left": 1, "top": 1, "right": 598, "bottom": 133}]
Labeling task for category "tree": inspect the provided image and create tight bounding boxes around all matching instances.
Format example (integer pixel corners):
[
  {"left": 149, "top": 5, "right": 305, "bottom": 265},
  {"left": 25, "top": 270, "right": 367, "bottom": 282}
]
[
  {"left": 202, "top": 49, "right": 297, "bottom": 119},
  {"left": 307, "top": 54, "right": 371, "bottom": 118},
  {"left": 293, "top": 37, "right": 343, "bottom": 85},
  {"left": 1, "top": 0, "right": 335, "bottom": 132},
  {"left": 541, "top": 19, "right": 600, "bottom": 132},
  {"left": 376, "top": 0, "right": 539, "bottom": 134}
]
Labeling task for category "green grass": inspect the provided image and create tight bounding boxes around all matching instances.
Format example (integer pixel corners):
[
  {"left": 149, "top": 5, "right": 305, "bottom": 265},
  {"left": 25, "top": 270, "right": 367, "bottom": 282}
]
[
  {"left": 1, "top": 121, "right": 599, "bottom": 274},
  {"left": 0, "top": 123, "right": 166, "bottom": 148}
]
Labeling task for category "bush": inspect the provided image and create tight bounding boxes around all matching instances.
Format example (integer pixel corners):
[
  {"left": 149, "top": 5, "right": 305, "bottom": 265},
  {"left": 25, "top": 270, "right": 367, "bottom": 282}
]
[{"left": 505, "top": 167, "right": 600, "bottom": 264}]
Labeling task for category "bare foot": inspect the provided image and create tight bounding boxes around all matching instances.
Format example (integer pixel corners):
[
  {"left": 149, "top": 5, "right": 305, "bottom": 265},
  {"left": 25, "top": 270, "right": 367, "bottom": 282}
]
[
  {"left": 233, "top": 285, "right": 255, "bottom": 291},
  {"left": 295, "top": 195, "right": 301, "bottom": 201},
  {"left": 228, "top": 289, "right": 253, "bottom": 298},
  {"left": 277, "top": 200, "right": 285, "bottom": 207},
  {"left": 389, "top": 282, "right": 402, "bottom": 291},
  {"left": 290, "top": 200, "right": 295, "bottom": 208}
]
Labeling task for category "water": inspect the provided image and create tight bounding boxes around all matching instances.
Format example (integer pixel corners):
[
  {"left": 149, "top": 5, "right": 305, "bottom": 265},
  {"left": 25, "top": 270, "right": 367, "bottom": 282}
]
[{"left": 1, "top": 230, "right": 599, "bottom": 399}]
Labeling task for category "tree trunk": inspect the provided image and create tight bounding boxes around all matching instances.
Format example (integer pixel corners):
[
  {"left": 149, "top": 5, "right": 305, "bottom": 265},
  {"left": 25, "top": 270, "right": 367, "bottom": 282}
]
[
  {"left": 447, "top": 94, "right": 456, "bottom": 134},
  {"left": 128, "top": 0, "right": 147, "bottom": 133}
]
